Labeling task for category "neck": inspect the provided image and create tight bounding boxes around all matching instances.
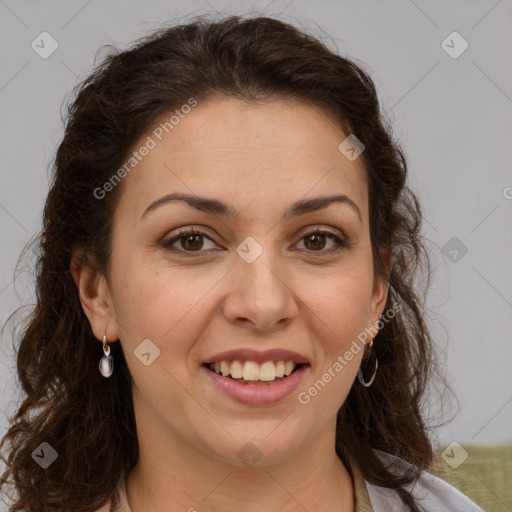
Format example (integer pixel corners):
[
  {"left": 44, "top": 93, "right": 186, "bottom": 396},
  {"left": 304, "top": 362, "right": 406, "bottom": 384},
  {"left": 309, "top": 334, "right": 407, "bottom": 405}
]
[{"left": 125, "top": 411, "right": 355, "bottom": 512}]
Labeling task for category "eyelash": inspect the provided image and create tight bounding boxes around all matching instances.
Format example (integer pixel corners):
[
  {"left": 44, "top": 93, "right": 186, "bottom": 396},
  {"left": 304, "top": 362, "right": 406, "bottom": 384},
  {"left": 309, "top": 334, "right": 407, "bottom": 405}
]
[{"left": 161, "top": 226, "right": 350, "bottom": 257}]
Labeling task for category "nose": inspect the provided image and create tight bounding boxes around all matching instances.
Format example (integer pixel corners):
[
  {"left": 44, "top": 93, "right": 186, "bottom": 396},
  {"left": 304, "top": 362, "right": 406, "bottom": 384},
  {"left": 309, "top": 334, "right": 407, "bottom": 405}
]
[{"left": 221, "top": 247, "right": 298, "bottom": 332}]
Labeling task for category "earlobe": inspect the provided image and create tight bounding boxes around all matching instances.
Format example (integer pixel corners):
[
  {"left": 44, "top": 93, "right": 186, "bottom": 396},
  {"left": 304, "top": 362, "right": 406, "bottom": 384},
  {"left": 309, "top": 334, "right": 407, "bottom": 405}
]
[{"left": 70, "top": 251, "right": 119, "bottom": 343}]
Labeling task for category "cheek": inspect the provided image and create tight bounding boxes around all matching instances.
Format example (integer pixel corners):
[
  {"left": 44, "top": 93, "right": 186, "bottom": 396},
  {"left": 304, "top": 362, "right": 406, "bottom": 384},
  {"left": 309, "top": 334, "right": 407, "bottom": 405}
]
[
  {"left": 300, "top": 261, "right": 374, "bottom": 401},
  {"left": 110, "top": 259, "right": 213, "bottom": 411},
  {"left": 308, "top": 263, "right": 374, "bottom": 337},
  {"left": 297, "top": 273, "right": 373, "bottom": 412},
  {"left": 111, "top": 251, "right": 191, "bottom": 331},
  {"left": 110, "top": 253, "right": 226, "bottom": 365}
]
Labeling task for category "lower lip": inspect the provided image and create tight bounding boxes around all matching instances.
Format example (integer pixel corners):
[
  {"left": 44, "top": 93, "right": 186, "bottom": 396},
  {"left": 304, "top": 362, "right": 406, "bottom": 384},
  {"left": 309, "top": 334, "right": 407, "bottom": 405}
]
[{"left": 201, "top": 364, "right": 309, "bottom": 405}]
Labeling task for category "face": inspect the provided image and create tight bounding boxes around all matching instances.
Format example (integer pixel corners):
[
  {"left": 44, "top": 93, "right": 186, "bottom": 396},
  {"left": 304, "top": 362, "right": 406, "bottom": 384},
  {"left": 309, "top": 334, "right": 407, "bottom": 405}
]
[{"left": 80, "top": 96, "right": 389, "bottom": 468}]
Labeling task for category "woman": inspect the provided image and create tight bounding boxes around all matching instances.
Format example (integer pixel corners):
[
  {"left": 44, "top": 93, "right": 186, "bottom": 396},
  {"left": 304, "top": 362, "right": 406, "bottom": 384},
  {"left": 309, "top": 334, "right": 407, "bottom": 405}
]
[{"left": 0, "top": 14, "right": 483, "bottom": 512}]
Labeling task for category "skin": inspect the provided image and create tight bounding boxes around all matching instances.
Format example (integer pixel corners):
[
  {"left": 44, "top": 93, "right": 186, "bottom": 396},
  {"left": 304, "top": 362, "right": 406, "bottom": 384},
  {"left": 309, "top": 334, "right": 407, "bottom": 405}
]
[{"left": 72, "top": 96, "right": 391, "bottom": 512}]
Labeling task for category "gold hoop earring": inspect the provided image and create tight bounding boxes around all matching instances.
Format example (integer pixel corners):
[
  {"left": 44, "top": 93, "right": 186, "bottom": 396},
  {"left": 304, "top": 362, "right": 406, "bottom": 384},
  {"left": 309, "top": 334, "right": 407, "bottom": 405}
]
[
  {"left": 99, "top": 333, "right": 114, "bottom": 378},
  {"left": 357, "top": 339, "right": 378, "bottom": 387}
]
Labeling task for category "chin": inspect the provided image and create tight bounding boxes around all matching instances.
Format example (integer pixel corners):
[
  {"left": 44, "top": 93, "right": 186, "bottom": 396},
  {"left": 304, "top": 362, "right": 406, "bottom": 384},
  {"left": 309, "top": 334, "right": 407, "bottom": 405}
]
[{"left": 196, "top": 423, "right": 310, "bottom": 470}]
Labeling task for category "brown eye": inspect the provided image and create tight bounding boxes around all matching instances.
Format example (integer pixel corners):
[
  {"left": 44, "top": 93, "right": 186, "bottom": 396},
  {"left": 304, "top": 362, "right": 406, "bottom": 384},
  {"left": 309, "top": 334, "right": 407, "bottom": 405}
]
[
  {"left": 163, "top": 228, "right": 217, "bottom": 254},
  {"left": 162, "top": 227, "right": 348, "bottom": 257},
  {"left": 304, "top": 232, "right": 327, "bottom": 251},
  {"left": 180, "top": 233, "right": 204, "bottom": 251},
  {"left": 297, "top": 230, "right": 347, "bottom": 253}
]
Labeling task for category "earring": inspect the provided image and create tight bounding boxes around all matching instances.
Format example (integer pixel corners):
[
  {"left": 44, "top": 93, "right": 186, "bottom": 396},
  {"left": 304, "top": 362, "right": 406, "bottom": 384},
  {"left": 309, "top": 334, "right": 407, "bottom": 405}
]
[
  {"left": 357, "top": 339, "right": 378, "bottom": 387},
  {"left": 99, "top": 333, "right": 114, "bottom": 378}
]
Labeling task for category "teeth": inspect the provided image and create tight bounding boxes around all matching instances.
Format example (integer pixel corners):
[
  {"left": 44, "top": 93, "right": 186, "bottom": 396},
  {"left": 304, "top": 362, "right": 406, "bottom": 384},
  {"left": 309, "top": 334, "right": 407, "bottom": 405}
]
[
  {"left": 259, "top": 361, "right": 276, "bottom": 381},
  {"left": 220, "top": 361, "right": 230, "bottom": 377},
  {"left": 208, "top": 360, "right": 299, "bottom": 381},
  {"left": 242, "top": 361, "right": 260, "bottom": 380},
  {"left": 230, "top": 360, "right": 243, "bottom": 379}
]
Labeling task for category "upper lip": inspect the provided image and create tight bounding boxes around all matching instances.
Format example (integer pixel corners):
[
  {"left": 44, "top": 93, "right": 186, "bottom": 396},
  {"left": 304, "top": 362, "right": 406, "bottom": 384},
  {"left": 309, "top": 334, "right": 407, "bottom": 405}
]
[{"left": 203, "top": 348, "right": 310, "bottom": 365}]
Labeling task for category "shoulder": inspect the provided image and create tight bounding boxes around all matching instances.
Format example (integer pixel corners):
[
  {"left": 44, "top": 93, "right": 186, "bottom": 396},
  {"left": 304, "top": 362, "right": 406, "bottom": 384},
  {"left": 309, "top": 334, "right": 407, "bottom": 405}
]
[{"left": 365, "top": 450, "right": 484, "bottom": 512}]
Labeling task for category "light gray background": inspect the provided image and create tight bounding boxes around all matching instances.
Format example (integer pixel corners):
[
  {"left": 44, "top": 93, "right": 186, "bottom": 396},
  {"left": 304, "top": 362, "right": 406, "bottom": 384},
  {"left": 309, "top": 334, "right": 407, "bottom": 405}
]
[{"left": 1, "top": 0, "right": 511, "bottom": 453}]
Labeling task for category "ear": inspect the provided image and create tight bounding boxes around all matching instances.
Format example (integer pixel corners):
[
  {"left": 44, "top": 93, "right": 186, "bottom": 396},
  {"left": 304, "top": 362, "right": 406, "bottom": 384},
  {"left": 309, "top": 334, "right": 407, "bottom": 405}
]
[
  {"left": 368, "top": 245, "right": 392, "bottom": 331},
  {"left": 70, "top": 250, "right": 119, "bottom": 343}
]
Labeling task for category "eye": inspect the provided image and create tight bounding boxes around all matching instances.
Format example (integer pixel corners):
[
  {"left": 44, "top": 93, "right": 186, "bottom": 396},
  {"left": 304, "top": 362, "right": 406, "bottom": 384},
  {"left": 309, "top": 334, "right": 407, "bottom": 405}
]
[
  {"left": 162, "top": 227, "right": 216, "bottom": 254},
  {"left": 296, "top": 229, "right": 348, "bottom": 254},
  {"left": 161, "top": 227, "right": 349, "bottom": 256}
]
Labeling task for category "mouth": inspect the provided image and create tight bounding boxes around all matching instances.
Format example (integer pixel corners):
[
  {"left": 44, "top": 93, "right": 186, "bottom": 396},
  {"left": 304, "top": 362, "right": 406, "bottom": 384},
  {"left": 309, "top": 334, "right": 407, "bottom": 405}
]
[
  {"left": 200, "top": 349, "right": 311, "bottom": 405},
  {"left": 202, "top": 360, "right": 307, "bottom": 385}
]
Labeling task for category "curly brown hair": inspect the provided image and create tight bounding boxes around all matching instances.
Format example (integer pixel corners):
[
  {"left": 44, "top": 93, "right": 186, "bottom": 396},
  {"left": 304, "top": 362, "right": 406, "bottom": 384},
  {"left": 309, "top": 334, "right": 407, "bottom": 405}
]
[{"left": 1, "top": 13, "right": 442, "bottom": 512}]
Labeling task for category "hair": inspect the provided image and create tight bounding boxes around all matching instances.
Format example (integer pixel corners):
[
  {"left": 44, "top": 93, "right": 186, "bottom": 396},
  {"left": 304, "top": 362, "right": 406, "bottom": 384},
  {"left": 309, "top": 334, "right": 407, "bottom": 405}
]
[{"left": 0, "top": 13, "right": 442, "bottom": 512}]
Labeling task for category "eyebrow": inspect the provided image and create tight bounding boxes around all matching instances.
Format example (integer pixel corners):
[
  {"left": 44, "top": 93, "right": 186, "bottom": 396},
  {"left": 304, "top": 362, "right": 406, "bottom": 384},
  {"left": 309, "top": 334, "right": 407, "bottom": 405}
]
[{"left": 140, "top": 192, "right": 362, "bottom": 223}]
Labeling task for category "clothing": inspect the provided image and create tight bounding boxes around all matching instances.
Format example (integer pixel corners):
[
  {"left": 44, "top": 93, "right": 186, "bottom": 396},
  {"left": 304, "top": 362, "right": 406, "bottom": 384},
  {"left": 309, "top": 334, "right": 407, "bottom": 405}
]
[
  {"left": 366, "top": 451, "right": 484, "bottom": 511},
  {"left": 97, "top": 451, "right": 483, "bottom": 512}
]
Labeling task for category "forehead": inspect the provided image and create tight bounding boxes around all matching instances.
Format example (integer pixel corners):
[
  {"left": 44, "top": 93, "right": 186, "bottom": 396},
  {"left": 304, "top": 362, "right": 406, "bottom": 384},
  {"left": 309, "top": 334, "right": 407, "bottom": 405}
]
[{"left": 116, "top": 97, "right": 368, "bottom": 222}]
